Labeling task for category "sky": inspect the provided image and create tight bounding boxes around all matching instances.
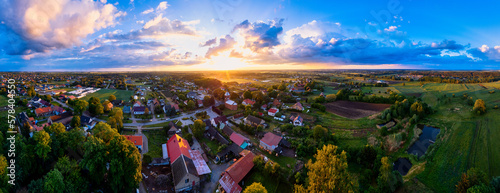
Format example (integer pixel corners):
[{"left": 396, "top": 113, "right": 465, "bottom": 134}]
[{"left": 0, "top": 0, "right": 500, "bottom": 71}]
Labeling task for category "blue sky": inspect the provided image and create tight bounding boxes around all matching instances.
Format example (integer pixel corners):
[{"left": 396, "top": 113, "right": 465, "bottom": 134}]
[{"left": 0, "top": 0, "right": 499, "bottom": 71}]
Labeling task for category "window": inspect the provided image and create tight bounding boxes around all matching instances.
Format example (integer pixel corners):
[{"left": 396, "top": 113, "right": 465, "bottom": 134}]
[{"left": 185, "top": 179, "right": 189, "bottom": 183}]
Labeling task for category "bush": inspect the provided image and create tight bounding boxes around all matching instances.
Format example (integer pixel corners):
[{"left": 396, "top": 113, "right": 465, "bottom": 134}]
[
  {"left": 380, "top": 126, "right": 388, "bottom": 136},
  {"left": 143, "top": 154, "right": 152, "bottom": 164}
]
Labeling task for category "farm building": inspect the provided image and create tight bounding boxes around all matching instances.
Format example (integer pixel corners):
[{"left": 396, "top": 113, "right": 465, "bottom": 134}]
[
  {"left": 225, "top": 100, "right": 238, "bottom": 111},
  {"left": 244, "top": 115, "right": 265, "bottom": 127},
  {"left": 218, "top": 151, "right": 255, "bottom": 193}
]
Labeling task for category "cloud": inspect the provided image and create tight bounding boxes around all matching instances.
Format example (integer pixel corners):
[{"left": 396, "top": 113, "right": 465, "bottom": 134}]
[
  {"left": 469, "top": 45, "right": 500, "bottom": 61},
  {"left": 156, "top": 1, "right": 169, "bottom": 12},
  {"left": 205, "top": 35, "right": 236, "bottom": 58},
  {"left": 141, "top": 8, "right": 154, "bottom": 14},
  {"left": 0, "top": 0, "right": 125, "bottom": 57},
  {"left": 384, "top": 26, "right": 397, "bottom": 32},
  {"left": 105, "top": 14, "right": 199, "bottom": 40},
  {"left": 233, "top": 19, "right": 284, "bottom": 52},
  {"left": 200, "top": 38, "right": 217, "bottom": 47}
]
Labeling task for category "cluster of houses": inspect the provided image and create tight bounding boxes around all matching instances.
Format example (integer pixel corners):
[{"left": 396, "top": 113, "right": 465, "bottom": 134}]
[{"left": 67, "top": 87, "right": 100, "bottom": 99}]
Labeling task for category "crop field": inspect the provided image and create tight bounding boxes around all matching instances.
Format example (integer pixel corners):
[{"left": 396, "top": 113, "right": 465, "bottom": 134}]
[
  {"left": 368, "top": 87, "right": 400, "bottom": 97},
  {"left": 80, "top": 89, "right": 133, "bottom": 102},
  {"left": 324, "top": 101, "right": 391, "bottom": 119}
]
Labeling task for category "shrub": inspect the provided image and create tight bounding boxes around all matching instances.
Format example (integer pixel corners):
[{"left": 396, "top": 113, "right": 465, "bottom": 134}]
[{"left": 143, "top": 154, "right": 152, "bottom": 164}]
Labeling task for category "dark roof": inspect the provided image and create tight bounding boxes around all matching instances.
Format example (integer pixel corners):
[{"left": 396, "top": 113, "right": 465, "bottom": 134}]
[
  {"left": 206, "top": 127, "right": 229, "bottom": 145},
  {"left": 32, "top": 96, "right": 40, "bottom": 101},
  {"left": 222, "top": 125, "right": 234, "bottom": 136},
  {"left": 217, "top": 143, "right": 243, "bottom": 158},
  {"left": 279, "top": 138, "right": 291, "bottom": 148},
  {"left": 133, "top": 106, "right": 146, "bottom": 112},
  {"left": 213, "top": 116, "right": 228, "bottom": 125},
  {"left": 111, "top": 100, "right": 123, "bottom": 105},
  {"left": 246, "top": 115, "right": 263, "bottom": 125},
  {"left": 172, "top": 155, "right": 198, "bottom": 186},
  {"left": 40, "top": 100, "right": 51, "bottom": 107},
  {"left": 80, "top": 115, "right": 92, "bottom": 125}
]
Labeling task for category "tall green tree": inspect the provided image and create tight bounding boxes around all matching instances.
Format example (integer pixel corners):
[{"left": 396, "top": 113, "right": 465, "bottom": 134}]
[
  {"left": 107, "top": 135, "right": 142, "bottom": 192},
  {"left": 192, "top": 119, "right": 206, "bottom": 139},
  {"left": 108, "top": 95, "right": 116, "bottom": 101},
  {"left": 74, "top": 100, "right": 88, "bottom": 115},
  {"left": 43, "top": 169, "right": 65, "bottom": 193},
  {"left": 81, "top": 136, "right": 107, "bottom": 187},
  {"left": 34, "top": 130, "right": 52, "bottom": 160},
  {"left": 70, "top": 116, "right": 81, "bottom": 128}
]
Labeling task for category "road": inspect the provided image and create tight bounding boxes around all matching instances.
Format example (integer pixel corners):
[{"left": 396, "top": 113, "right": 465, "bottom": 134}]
[
  {"left": 52, "top": 99, "right": 73, "bottom": 111},
  {"left": 120, "top": 106, "right": 214, "bottom": 127},
  {"left": 203, "top": 162, "right": 232, "bottom": 193}
]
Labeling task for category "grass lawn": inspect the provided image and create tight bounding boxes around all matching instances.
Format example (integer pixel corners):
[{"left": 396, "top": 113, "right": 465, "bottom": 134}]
[
  {"left": 370, "top": 87, "right": 400, "bottom": 97},
  {"left": 80, "top": 89, "right": 133, "bottom": 102},
  {"left": 199, "top": 138, "right": 220, "bottom": 155},
  {"left": 222, "top": 108, "right": 242, "bottom": 115},
  {"left": 0, "top": 95, "right": 8, "bottom": 106},
  {"left": 260, "top": 150, "right": 296, "bottom": 170},
  {"left": 143, "top": 129, "right": 168, "bottom": 158},
  {"left": 143, "top": 121, "right": 172, "bottom": 128},
  {"left": 51, "top": 101, "right": 61, "bottom": 106},
  {"left": 121, "top": 130, "right": 136, "bottom": 135}
]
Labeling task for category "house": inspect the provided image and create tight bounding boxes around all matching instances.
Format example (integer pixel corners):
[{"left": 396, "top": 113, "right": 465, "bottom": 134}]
[
  {"left": 212, "top": 106, "right": 223, "bottom": 116},
  {"left": 267, "top": 107, "right": 279, "bottom": 116},
  {"left": 218, "top": 151, "right": 255, "bottom": 193},
  {"left": 242, "top": 99, "right": 255, "bottom": 106},
  {"left": 168, "top": 122, "right": 181, "bottom": 135},
  {"left": 225, "top": 100, "right": 237, "bottom": 111},
  {"left": 123, "top": 106, "right": 131, "bottom": 114},
  {"left": 197, "top": 100, "right": 203, "bottom": 108},
  {"left": 133, "top": 106, "right": 146, "bottom": 115},
  {"left": 80, "top": 115, "right": 96, "bottom": 131},
  {"left": 48, "top": 112, "right": 73, "bottom": 126},
  {"left": 290, "top": 102, "right": 304, "bottom": 111},
  {"left": 290, "top": 114, "right": 304, "bottom": 126},
  {"left": 216, "top": 143, "right": 243, "bottom": 162},
  {"left": 40, "top": 100, "right": 51, "bottom": 107},
  {"left": 168, "top": 134, "right": 211, "bottom": 192},
  {"left": 187, "top": 91, "right": 197, "bottom": 99},
  {"left": 172, "top": 155, "right": 199, "bottom": 192},
  {"left": 222, "top": 125, "right": 234, "bottom": 137},
  {"left": 319, "top": 92, "right": 325, "bottom": 97},
  {"left": 230, "top": 132, "right": 250, "bottom": 149},
  {"left": 133, "top": 101, "right": 142, "bottom": 107},
  {"left": 111, "top": 100, "right": 123, "bottom": 106},
  {"left": 260, "top": 132, "right": 282, "bottom": 152},
  {"left": 205, "top": 127, "right": 229, "bottom": 145},
  {"left": 211, "top": 116, "right": 228, "bottom": 127},
  {"left": 35, "top": 107, "right": 53, "bottom": 117},
  {"left": 224, "top": 92, "right": 231, "bottom": 100},
  {"left": 261, "top": 104, "right": 267, "bottom": 110},
  {"left": 244, "top": 115, "right": 265, "bottom": 127},
  {"left": 123, "top": 135, "right": 143, "bottom": 153},
  {"left": 68, "top": 95, "right": 76, "bottom": 100}
]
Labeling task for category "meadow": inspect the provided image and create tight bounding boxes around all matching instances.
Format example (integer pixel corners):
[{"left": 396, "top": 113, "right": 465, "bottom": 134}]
[{"left": 80, "top": 89, "right": 133, "bottom": 102}]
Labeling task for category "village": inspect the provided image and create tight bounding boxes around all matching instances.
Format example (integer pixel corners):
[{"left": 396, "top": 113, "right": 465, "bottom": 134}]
[{"left": 2, "top": 70, "right": 500, "bottom": 193}]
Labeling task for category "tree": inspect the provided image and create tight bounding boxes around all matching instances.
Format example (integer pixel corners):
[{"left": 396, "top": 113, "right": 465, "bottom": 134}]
[
  {"left": 230, "top": 92, "right": 240, "bottom": 100},
  {"left": 103, "top": 101, "right": 112, "bottom": 112},
  {"left": 244, "top": 182, "right": 268, "bottom": 193},
  {"left": 296, "top": 144, "right": 356, "bottom": 193},
  {"left": 45, "top": 122, "right": 66, "bottom": 136},
  {"left": 92, "top": 122, "right": 119, "bottom": 143},
  {"left": 244, "top": 90, "right": 252, "bottom": 99},
  {"left": 55, "top": 156, "right": 88, "bottom": 192},
  {"left": 107, "top": 135, "right": 142, "bottom": 192},
  {"left": 70, "top": 116, "right": 80, "bottom": 128},
  {"left": 0, "top": 156, "right": 8, "bottom": 192},
  {"left": 44, "top": 169, "right": 65, "bottom": 193},
  {"left": 456, "top": 168, "right": 489, "bottom": 193},
  {"left": 187, "top": 100, "right": 196, "bottom": 110},
  {"left": 81, "top": 136, "right": 107, "bottom": 187},
  {"left": 73, "top": 100, "right": 88, "bottom": 115},
  {"left": 325, "top": 94, "right": 337, "bottom": 102},
  {"left": 88, "top": 97, "right": 100, "bottom": 105},
  {"left": 253, "top": 155, "right": 265, "bottom": 170},
  {"left": 491, "top": 176, "right": 500, "bottom": 193},
  {"left": 109, "top": 95, "right": 116, "bottom": 101},
  {"left": 144, "top": 107, "right": 150, "bottom": 115},
  {"left": 34, "top": 130, "right": 52, "bottom": 160},
  {"left": 473, "top": 99, "right": 486, "bottom": 115},
  {"left": 313, "top": 125, "right": 327, "bottom": 139},
  {"left": 466, "top": 184, "right": 494, "bottom": 193},
  {"left": 192, "top": 119, "right": 206, "bottom": 139},
  {"left": 143, "top": 154, "right": 153, "bottom": 164}
]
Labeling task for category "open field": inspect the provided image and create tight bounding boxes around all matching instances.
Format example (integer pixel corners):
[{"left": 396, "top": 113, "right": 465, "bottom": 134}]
[
  {"left": 80, "top": 89, "right": 133, "bottom": 102},
  {"left": 324, "top": 101, "right": 391, "bottom": 119},
  {"left": 143, "top": 130, "right": 168, "bottom": 158},
  {"left": 243, "top": 169, "right": 292, "bottom": 193}
]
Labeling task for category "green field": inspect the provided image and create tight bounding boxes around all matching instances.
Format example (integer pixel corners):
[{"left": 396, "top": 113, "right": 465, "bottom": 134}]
[
  {"left": 80, "top": 89, "right": 133, "bottom": 102},
  {"left": 416, "top": 88, "right": 500, "bottom": 192},
  {"left": 243, "top": 170, "right": 292, "bottom": 193},
  {"left": 0, "top": 95, "right": 8, "bottom": 106},
  {"left": 314, "top": 111, "right": 380, "bottom": 129}
]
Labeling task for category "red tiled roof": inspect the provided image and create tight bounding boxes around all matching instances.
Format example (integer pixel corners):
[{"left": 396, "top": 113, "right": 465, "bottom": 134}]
[
  {"left": 229, "top": 132, "right": 249, "bottom": 147},
  {"left": 243, "top": 99, "right": 255, "bottom": 105},
  {"left": 260, "top": 132, "right": 282, "bottom": 147},
  {"left": 123, "top": 135, "right": 143, "bottom": 146},
  {"left": 167, "top": 134, "right": 191, "bottom": 163},
  {"left": 225, "top": 152, "right": 255, "bottom": 183},
  {"left": 268, "top": 108, "right": 278, "bottom": 113},
  {"left": 219, "top": 173, "right": 242, "bottom": 193},
  {"left": 35, "top": 107, "right": 52, "bottom": 115}
]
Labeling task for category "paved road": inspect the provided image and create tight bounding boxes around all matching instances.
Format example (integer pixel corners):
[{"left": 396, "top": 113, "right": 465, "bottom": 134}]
[{"left": 121, "top": 106, "right": 213, "bottom": 127}]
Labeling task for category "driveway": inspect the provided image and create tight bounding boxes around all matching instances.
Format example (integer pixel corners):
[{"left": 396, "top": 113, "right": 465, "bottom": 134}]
[{"left": 202, "top": 162, "right": 231, "bottom": 193}]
